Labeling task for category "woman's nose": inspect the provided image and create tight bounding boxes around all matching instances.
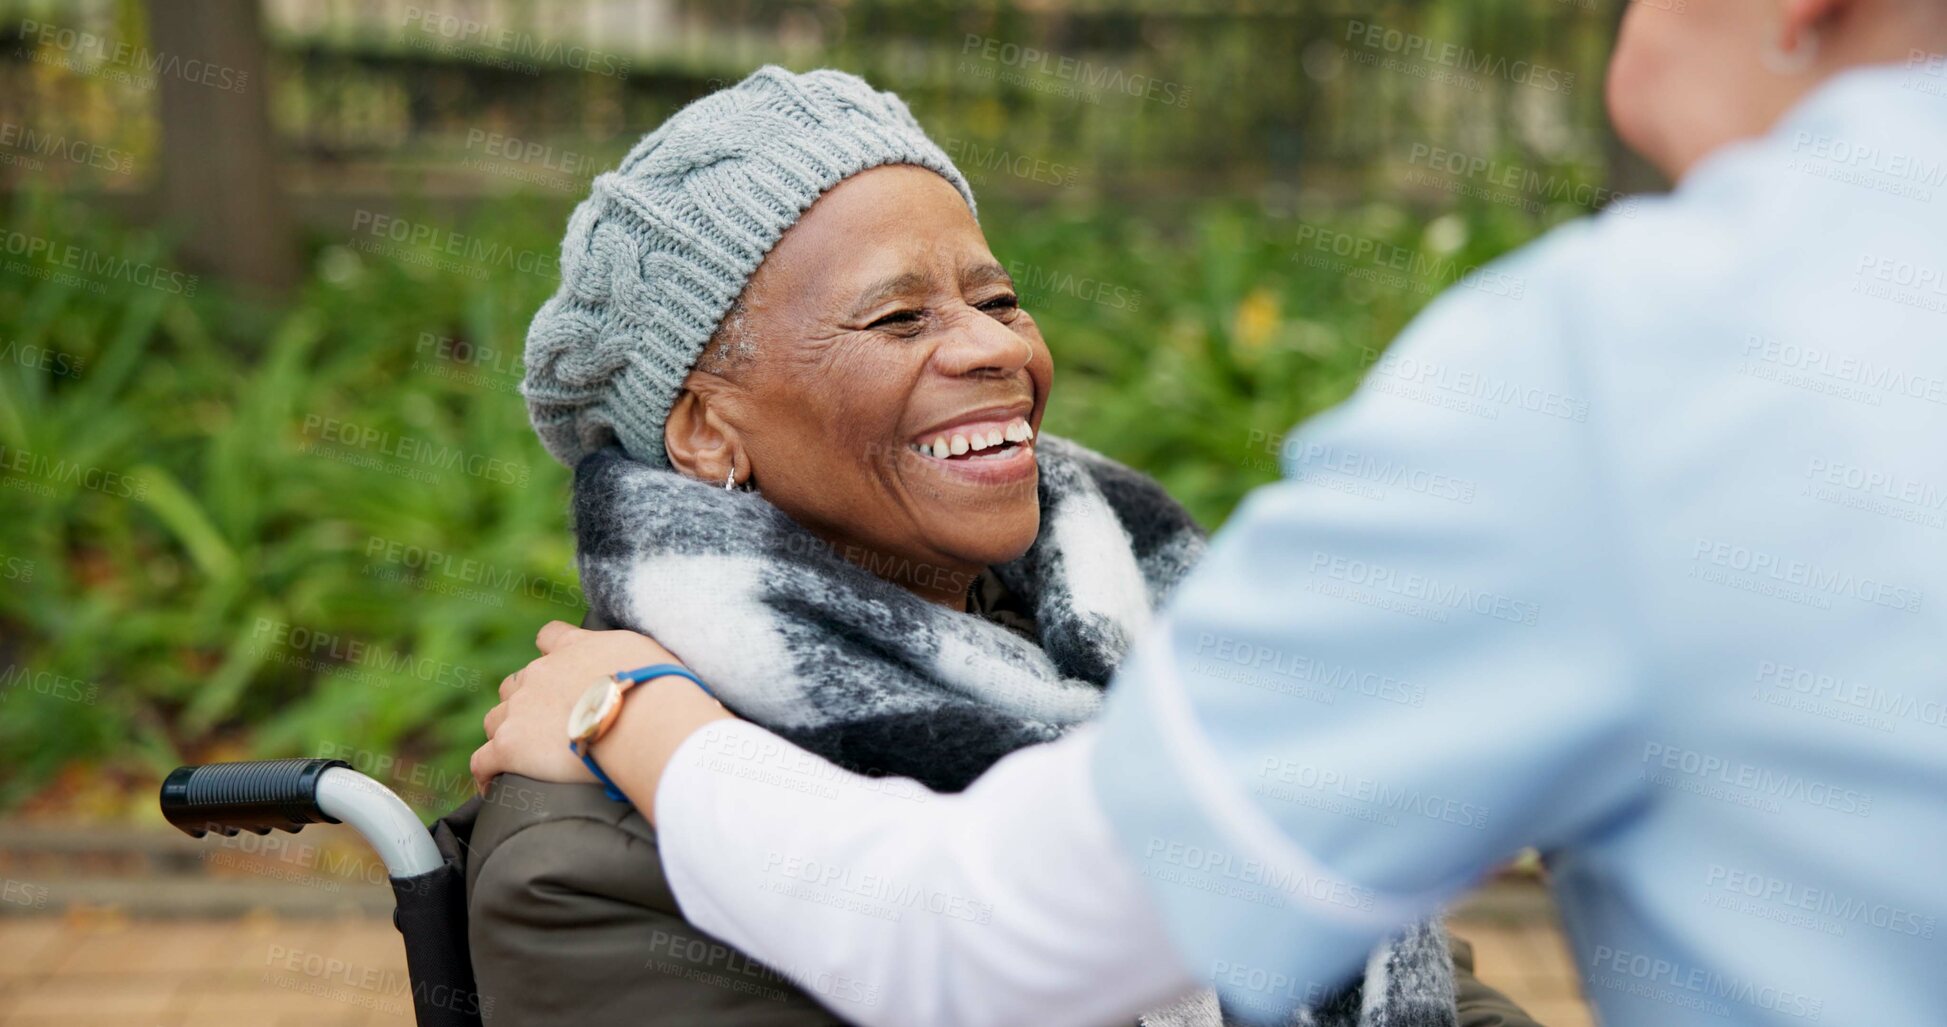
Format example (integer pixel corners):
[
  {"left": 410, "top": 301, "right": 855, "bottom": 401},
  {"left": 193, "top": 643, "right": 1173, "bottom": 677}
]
[{"left": 933, "top": 306, "right": 1033, "bottom": 380}]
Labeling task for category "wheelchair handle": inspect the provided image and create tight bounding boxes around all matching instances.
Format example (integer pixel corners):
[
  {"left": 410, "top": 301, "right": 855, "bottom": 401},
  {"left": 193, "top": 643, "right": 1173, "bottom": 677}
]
[
  {"left": 161, "top": 759, "right": 444, "bottom": 878},
  {"left": 161, "top": 758, "right": 348, "bottom": 836}
]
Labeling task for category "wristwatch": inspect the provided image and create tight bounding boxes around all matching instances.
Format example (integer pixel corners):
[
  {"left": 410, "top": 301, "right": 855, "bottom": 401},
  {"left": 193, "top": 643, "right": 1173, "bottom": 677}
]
[{"left": 567, "top": 663, "right": 712, "bottom": 800}]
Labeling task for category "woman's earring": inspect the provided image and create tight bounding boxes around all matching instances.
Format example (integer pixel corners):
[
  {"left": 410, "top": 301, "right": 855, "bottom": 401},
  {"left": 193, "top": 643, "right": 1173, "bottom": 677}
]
[
  {"left": 723, "top": 462, "right": 736, "bottom": 491},
  {"left": 1762, "top": 22, "right": 1820, "bottom": 75}
]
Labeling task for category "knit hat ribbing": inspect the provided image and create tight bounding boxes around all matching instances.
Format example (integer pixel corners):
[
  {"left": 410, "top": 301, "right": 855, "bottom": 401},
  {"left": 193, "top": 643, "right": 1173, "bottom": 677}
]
[{"left": 521, "top": 66, "right": 978, "bottom": 468}]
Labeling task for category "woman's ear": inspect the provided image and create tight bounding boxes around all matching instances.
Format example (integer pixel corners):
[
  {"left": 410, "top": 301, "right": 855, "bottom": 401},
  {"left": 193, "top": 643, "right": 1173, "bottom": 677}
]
[{"left": 664, "top": 385, "right": 747, "bottom": 487}]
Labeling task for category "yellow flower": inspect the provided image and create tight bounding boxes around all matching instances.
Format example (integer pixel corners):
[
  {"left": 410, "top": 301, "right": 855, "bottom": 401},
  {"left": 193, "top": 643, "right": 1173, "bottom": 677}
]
[{"left": 1234, "top": 287, "right": 1280, "bottom": 352}]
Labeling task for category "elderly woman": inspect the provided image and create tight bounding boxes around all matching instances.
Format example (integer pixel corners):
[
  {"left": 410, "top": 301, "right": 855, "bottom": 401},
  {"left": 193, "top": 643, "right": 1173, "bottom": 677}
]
[{"left": 467, "top": 67, "right": 1538, "bottom": 1027}]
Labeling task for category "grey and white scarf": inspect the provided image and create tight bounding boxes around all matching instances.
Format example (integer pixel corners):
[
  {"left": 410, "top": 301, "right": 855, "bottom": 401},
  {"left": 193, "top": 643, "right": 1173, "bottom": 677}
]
[{"left": 573, "top": 435, "right": 1456, "bottom": 1027}]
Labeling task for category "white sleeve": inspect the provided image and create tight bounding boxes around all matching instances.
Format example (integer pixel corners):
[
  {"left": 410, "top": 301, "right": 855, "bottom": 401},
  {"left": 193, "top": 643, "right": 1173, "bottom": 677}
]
[{"left": 654, "top": 719, "right": 1195, "bottom": 1027}]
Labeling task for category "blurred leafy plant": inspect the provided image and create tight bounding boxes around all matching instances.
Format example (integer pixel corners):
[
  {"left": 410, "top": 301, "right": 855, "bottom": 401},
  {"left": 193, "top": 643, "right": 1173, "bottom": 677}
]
[{"left": 0, "top": 174, "right": 1558, "bottom": 817}]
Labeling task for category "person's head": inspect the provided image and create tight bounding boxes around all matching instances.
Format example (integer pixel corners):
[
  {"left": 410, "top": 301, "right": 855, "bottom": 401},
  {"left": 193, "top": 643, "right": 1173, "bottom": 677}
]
[
  {"left": 523, "top": 67, "right": 1049, "bottom": 609},
  {"left": 666, "top": 164, "right": 1049, "bottom": 606},
  {"left": 1607, "top": 0, "right": 1947, "bottom": 180}
]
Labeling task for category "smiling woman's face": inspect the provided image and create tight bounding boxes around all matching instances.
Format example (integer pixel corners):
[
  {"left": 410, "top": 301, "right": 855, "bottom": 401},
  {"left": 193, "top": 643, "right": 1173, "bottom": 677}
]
[{"left": 663, "top": 164, "right": 1053, "bottom": 607}]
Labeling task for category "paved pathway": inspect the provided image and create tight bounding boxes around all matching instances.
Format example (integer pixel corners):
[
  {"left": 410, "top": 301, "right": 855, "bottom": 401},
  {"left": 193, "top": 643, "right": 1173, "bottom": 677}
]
[
  {"left": 1453, "top": 913, "right": 1596, "bottom": 1027},
  {"left": 0, "top": 907, "right": 1593, "bottom": 1026}
]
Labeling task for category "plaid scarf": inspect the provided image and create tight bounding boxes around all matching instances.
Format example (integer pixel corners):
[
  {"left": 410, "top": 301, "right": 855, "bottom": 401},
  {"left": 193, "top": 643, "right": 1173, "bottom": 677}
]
[{"left": 573, "top": 435, "right": 1456, "bottom": 1027}]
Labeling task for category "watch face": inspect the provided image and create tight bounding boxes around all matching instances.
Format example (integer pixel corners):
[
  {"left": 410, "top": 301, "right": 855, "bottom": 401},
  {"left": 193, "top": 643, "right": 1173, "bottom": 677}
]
[{"left": 567, "top": 678, "right": 619, "bottom": 742}]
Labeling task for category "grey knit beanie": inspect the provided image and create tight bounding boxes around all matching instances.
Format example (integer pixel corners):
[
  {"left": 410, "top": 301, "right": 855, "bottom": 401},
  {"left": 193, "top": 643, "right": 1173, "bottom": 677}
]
[{"left": 521, "top": 65, "right": 978, "bottom": 468}]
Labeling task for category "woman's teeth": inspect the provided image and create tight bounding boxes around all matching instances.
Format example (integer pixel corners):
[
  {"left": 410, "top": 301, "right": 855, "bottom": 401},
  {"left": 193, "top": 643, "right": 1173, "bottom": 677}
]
[{"left": 911, "top": 418, "right": 1035, "bottom": 460}]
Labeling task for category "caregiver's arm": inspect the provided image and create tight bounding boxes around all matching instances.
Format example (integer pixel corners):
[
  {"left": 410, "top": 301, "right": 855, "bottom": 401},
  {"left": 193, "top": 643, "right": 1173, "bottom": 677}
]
[
  {"left": 471, "top": 633, "right": 1196, "bottom": 1026},
  {"left": 652, "top": 721, "right": 1195, "bottom": 1027},
  {"left": 604, "top": 221, "right": 1651, "bottom": 1026}
]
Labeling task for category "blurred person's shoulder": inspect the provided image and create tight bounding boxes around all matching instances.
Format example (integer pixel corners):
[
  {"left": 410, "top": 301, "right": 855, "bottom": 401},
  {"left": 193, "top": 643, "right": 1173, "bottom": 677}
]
[
  {"left": 1535, "top": 63, "right": 1947, "bottom": 323},
  {"left": 1414, "top": 64, "right": 1947, "bottom": 397}
]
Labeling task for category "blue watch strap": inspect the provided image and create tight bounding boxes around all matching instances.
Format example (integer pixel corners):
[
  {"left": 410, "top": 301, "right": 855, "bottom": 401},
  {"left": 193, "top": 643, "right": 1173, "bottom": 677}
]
[
  {"left": 575, "top": 664, "right": 716, "bottom": 803},
  {"left": 573, "top": 741, "right": 629, "bottom": 802},
  {"left": 615, "top": 663, "right": 714, "bottom": 699}
]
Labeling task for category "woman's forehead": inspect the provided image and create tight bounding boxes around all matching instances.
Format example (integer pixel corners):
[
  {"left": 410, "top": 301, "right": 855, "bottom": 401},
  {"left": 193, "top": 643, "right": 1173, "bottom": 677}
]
[{"left": 761, "top": 168, "right": 995, "bottom": 307}]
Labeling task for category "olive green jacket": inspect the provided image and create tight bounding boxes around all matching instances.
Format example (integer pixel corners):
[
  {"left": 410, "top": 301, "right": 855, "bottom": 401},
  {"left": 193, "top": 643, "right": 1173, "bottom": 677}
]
[{"left": 465, "top": 776, "right": 1544, "bottom": 1026}]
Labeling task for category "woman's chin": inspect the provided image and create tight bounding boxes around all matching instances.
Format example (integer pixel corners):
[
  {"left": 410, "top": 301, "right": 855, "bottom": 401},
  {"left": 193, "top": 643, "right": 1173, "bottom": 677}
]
[
  {"left": 893, "top": 443, "right": 1043, "bottom": 566},
  {"left": 924, "top": 512, "right": 1041, "bottom": 572}
]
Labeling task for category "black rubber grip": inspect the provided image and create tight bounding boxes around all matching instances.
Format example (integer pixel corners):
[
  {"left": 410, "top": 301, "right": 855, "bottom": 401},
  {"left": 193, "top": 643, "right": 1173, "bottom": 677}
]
[{"left": 159, "top": 758, "right": 351, "bottom": 838}]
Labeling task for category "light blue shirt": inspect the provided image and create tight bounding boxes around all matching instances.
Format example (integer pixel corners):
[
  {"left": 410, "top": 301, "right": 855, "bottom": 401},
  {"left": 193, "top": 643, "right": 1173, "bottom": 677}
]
[
  {"left": 1092, "top": 63, "right": 1947, "bottom": 1025},
  {"left": 653, "top": 63, "right": 1947, "bottom": 1027}
]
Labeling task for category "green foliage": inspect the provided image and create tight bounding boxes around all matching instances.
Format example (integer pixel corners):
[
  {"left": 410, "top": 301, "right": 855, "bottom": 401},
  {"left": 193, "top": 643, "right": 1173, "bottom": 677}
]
[{"left": 0, "top": 179, "right": 1561, "bottom": 816}]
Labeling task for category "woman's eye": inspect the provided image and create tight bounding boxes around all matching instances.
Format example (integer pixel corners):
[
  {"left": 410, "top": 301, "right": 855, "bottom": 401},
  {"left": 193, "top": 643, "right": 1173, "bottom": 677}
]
[
  {"left": 978, "top": 294, "right": 1019, "bottom": 315},
  {"left": 867, "top": 309, "right": 923, "bottom": 330}
]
